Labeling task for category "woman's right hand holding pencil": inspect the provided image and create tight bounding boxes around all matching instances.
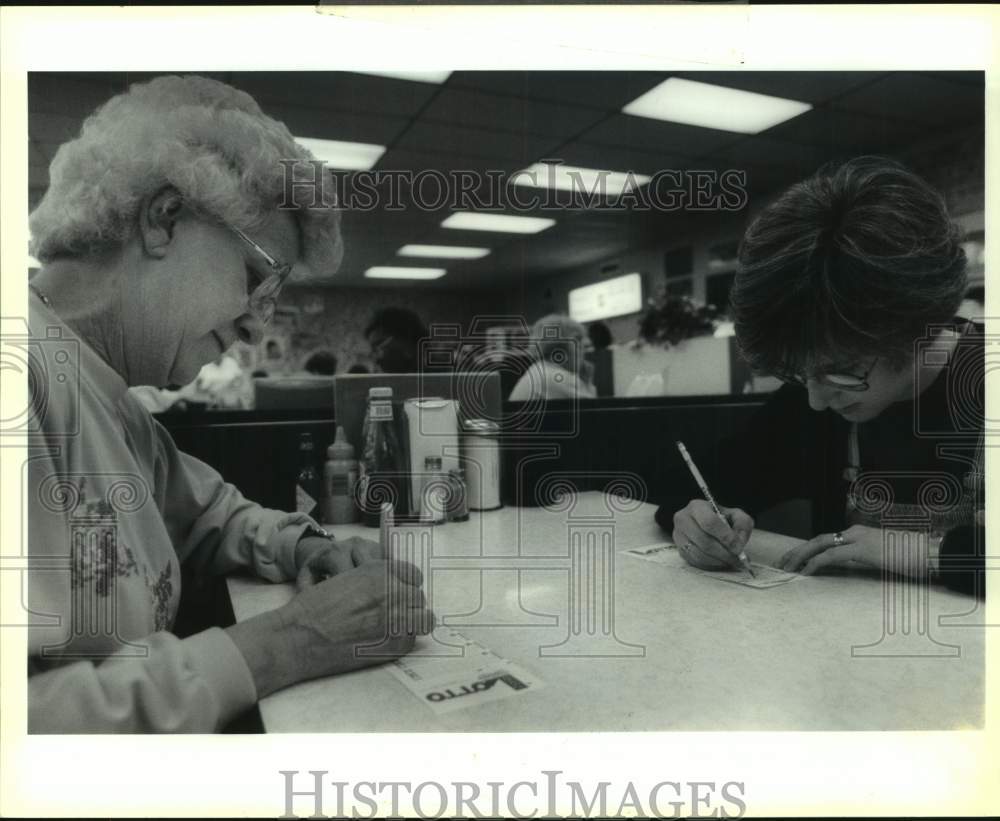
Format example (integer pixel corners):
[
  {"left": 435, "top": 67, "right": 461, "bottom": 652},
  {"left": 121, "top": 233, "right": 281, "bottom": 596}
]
[{"left": 672, "top": 500, "right": 755, "bottom": 571}]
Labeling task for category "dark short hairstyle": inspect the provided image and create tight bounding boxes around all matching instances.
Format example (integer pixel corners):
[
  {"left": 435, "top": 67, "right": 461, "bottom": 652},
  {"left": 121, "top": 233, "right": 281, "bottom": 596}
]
[
  {"left": 732, "top": 156, "right": 967, "bottom": 375},
  {"left": 364, "top": 307, "right": 428, "bottom": 344},
  {"left": 588, "top": 321, "right": 613, "bottom": 350},
  {"left": 303, "top": 351, "right": 337, "bottom": 375}
]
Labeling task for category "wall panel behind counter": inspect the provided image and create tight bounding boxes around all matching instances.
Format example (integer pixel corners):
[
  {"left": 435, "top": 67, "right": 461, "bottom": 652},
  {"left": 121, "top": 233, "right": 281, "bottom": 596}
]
[
  {"left": 501, "top": 394, "right": 769, "bottom": 505},
  {"left": 156, "top": 409, "right": 338, "bottom": 511},
  {"left": 156, "top": 394, "right": 802, "bottom": 534}
]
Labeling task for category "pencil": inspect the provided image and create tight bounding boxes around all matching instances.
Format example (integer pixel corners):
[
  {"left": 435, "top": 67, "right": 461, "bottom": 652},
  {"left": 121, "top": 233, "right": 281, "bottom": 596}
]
[
  {"left": 675, "top": 441, "right": 756, "bottom": 578},
  {"left": 380, "top": 501, "right": 394, "bottom": 558}
]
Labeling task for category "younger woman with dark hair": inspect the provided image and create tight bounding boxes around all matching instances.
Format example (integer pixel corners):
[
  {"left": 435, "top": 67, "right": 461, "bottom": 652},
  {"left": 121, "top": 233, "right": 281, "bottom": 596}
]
[{"left": 657, "top": 157, "right": 985, "bottom": 596}]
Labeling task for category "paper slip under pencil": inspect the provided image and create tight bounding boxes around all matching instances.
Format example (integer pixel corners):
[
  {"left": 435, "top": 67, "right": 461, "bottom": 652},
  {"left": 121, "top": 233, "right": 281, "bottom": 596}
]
[
  {"left": 623, "top": 543, "right": 680, "bottom": 565},
  {"left": 623, "top": 545, "right": 802, "bottom": 588},
  {"left": 684, "top": 562, "right": 803, "bottom": 589},
  {"left": 387, "top": 627, "right": 545, "bottom": 715}
]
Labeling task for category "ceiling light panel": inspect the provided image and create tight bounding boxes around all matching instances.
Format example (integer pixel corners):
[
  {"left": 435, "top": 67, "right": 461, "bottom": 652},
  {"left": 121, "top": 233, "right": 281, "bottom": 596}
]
[
  {"left": 622, "top": 77, "right": 812, "bottom": 134},
  {"left": 295, "top": 136, "right": 386, "bottom": 170},
  {"left": 398, "top": 245, "right": 491, "bottom": 259},
  {"left": 365, "top": 266, "right": 447, "bottom": 280},
  {"left": 512, "top": 162, "right": 651, "bottom": 195},
  {"left": 441, "top": 212, "right": 556, "bottom": 234}
]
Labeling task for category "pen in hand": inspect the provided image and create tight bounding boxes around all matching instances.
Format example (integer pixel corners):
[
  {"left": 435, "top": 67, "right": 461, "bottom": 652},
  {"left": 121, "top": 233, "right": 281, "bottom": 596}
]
[{"left": 675, "top": 441, "right": 756, "bottom": 578}]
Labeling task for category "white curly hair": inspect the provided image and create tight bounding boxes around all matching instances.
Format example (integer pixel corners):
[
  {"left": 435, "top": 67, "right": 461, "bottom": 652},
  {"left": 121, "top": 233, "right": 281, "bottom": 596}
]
[
  {"left": 531, "top": 313, "right": 589, "bottom": 366},
  {"left": 29, "top": 74, "right": 343, "bottom": 281}
]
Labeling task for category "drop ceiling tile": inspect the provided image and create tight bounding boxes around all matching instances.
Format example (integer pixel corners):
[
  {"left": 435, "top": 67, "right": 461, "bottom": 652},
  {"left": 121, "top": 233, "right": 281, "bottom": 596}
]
[
  {"left": 29, "top": 187, "right": 48, "bottom": 212},
  {"left": 29, "top": 113, "right": 84, "bottom": 147},
  {"left": 673, "top": 71, "right": 883, "bottom": 104},
  {"left": 394, "top": 121, "right": 561, "bottom": 163},
  {"left": 344, "top": 154, "right": 518, "bottom": 215},
  {"left": 341, "top": 207, "right": 441, "bottom": 238},
  {"left": 229, "top": 72, "right": 440, "bottom": 118},
  {"left": 420, "top": 88, "right": 609, "bottom": 138},
  {"left": 375, "top": 148, "right": 518, "bottom": 174},
  {"left": 28, "top": 73, "right": 128, "bottom": 116},
  {"left": 579, "top": 114, "right": 737, "bottom": 157},
  {"left": 764, "top": 107, "right": 918, "bottom": 155},
  {"left": 28, "top": 138, "right": 50, "bottom": 170},
  {"left": 697, "top": 162, "right": 798, "bottom": 197},
  {"left": 273, "top": 105, "right": 409, "bottom": 145},
  {"left": 702, "top": 135, "right": 828, "bottom": 173},
  {"left": 29, "top": 148, "right": 51, "bottom": 196},
  {"left": 917, "top": 70, "right": 984, "bottom": 88},
  {"left": 831, "top": 72, "right": 984, "bottom": 126},
  {"left": 448, "top": 71, "right": 670, "bottom": 110}
]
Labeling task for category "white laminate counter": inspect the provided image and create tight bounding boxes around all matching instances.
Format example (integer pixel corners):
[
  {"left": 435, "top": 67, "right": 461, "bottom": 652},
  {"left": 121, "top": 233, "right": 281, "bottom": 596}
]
[{"left": 227, "top": 492, "right": 984, "bottom": 732}]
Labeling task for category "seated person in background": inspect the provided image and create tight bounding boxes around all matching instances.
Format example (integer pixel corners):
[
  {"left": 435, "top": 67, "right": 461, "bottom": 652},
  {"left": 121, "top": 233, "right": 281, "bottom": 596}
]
[
  {"left": 303, "top": 350, "right": 337, "bottom": 376},
  {"left": 26, "top": 75, "right": 432, "bottom": 733},
  {"left": 347, "top": 363, "right": 370, "bottom": 374},
  {"left": 657, "top": 156, "right": 984, "bottom": 597},
  {"left": 364, "top": 307, "right": 429, "bottom": 373},
  {"left": 131, "top": 352, "right": 252, "bottom": 412},
  {"left": 588, "top": 320, "right": 613, "bottom": 351},
  {"left": 508, "top": 314, "right": 598, "bottom": 402}
]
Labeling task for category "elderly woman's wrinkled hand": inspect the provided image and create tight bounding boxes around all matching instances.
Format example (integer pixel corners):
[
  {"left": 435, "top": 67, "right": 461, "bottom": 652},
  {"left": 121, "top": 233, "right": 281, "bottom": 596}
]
[
  {"left": 295, "top": 536, "right": 382, "bottom": 590},
  {"left": 227, "top": 560, "right": 435, "bottom": 698}
]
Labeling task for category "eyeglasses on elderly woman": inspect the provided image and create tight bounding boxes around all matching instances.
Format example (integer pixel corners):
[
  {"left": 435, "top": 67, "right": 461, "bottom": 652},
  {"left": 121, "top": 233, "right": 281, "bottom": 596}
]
[{"left": 225, "top": 222, "right": 293, "bottom": 326}]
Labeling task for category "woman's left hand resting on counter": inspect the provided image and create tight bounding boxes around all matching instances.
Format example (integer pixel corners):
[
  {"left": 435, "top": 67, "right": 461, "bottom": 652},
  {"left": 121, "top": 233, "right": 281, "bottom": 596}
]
[
  {"left": 295, "top": 536, "right": 383, "bottom": 589},
  {"left": 777, "top": 524, "right": 936, "bottom": 579}
]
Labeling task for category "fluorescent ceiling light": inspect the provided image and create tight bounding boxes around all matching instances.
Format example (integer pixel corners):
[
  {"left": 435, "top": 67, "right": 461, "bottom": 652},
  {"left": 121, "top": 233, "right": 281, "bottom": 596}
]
[
  {"left": 356, "top": 70, "right": 452, "bottom": 84},
  {"left": 398, "top": 244, "right": 491, "bottom": 260},
  {"left": 441, "top": 212, "right": 555, "bottom": 234},
  {"left": 622, "top": 77, "right": 812, "bottom": 134},
  {"left": 512, "top": 163, "right": 651, "bottom": 196},
  {"left": 365, "top": 266, "right": 447, "bottom": 280},
  {"left": 295, "top": 136, "right": 386, "bottom": 171}
]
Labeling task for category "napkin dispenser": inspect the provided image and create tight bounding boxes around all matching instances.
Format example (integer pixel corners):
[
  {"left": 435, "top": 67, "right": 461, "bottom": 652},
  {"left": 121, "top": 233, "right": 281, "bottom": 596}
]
[{"left": 403, "top": 397, "right": 460, "bottom": 513}]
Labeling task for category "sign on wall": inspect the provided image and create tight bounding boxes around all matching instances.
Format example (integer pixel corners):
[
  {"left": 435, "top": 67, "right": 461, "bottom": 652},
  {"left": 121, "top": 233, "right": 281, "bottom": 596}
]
[{"left": 568, "top": 272, "right": 643, "bottom": 323}]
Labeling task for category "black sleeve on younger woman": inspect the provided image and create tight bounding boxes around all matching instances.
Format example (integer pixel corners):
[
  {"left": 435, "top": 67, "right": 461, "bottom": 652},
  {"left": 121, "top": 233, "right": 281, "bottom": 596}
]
[
  {"left": 938, "top": 525, "right": 986, "bottom": 598},
  {"left": 654, "top": 385, "right": 830, "bottom": 533}
]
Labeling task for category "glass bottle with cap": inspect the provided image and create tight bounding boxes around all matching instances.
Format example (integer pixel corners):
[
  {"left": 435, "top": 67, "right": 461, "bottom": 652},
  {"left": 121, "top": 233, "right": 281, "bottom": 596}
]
[
  {"left": 295, "top": 432, "right": 321, "bottom": 517},
  {"left": 358, "top": 386, "right": 407, "bottom": 527}
]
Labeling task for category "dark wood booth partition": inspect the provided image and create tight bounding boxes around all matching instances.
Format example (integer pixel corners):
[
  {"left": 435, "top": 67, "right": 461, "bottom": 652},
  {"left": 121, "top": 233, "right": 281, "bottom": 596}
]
[
  {"left": 156, "top": 407, "right": 338, "bottom": 511},
  {"left": 500, "top": 394, "right": 769, "bottom": 509},
  {"left": 156, "top": 395, "right": 776, "bottom": 515}
]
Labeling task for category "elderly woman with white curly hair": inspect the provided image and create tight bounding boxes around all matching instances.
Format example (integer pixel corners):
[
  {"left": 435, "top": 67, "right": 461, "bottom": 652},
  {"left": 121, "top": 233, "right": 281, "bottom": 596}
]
[
  {"left": 508, "top": 313, "right": 597, "bottom": 402},
  {"left": 26, "top": 75, "right": 433, "bottom": 733}
]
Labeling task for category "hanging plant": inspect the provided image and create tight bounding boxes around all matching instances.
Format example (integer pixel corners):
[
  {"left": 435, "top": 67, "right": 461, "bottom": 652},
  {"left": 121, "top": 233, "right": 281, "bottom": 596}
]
[{"left": 637, "top": 291, "right": 721, "bottom": 348}]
